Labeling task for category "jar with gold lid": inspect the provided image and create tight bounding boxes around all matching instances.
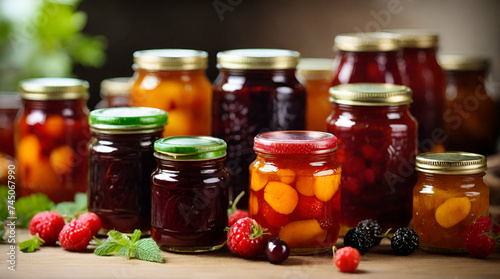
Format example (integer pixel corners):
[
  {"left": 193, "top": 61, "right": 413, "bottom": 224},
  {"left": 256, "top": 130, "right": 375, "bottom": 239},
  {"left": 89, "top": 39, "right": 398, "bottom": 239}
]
[
  {"left": 95, "top": 77, "right": 132, "bottom": 109},
  {"left": 413, "top": 152, "right": 489, "bottom": 253}
]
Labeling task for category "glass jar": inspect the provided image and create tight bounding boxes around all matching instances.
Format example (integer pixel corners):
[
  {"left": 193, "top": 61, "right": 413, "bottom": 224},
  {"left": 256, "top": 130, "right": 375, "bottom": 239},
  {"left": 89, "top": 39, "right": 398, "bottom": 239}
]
[
  {"left": 296, "top": 58, "right": 336, "bottom": 131},
  {"left": 0, "top": 92, "right": 21, "bottom": 158},
  {"left": 151, "top": 136, "right": 230, "bottom": 252},
  {"left": 413, "top": 152, "right": 489, "bottom": 253},
  {"left": 327, "top": 83, "right": 418, "bottom": 232},
  {"left": 439, "top": 55, "right": 497, "bottom": 156},
  {"left": 15, "top": 78, "right": 90, "bottom": 203},
  {"left": 332, "top": 33, "right": 402, "bottom": 86},
  {"left": 88, "top": 107, "right": 168, "bottom": 234},
  {"left": 213, "top": 49, "right": 306, "bottom": 205},
  {"left": 249, "top": 131, "right": 341, "bottom": 255},
  {"left": 95, "top": 77, "right": 132, "bottom": 109},
  {"left": 383, "top": 30, "right": 446, "bottom": 152},
  {"left": 131, "top": 49, "right": 212, "bottom": 137}
]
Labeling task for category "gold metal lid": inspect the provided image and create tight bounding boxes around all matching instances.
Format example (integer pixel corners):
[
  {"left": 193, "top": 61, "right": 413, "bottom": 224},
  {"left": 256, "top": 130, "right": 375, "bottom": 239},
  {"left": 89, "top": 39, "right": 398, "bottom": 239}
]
[
  {"left": 19, "top": 78, "right": 89, "bottom": 100},
  {"left": 416, "top": 152, "right": 487, "bottom": 175},
  {"left": 217, "top": 49, "right": 300, "bottom": 70},
  {"left": 100, "top": 77, "right": 132, "bottom": 96},
  {"left": 439, "top": 55, "right": 489, "bottom": 71},
  {"left": 296, "top": 58, "right": 336, "bottom": 80},
  {"left": 329, "top": 83, "right": 412, "bottom": 106},
  {"left": 133, "top": 49, "right": 208, "bottom": 71},
  {"left": 379, "top": 29, "right": 439, "bottom": 48},
  {"left": 334, "top": 33, "right": 399, "bottom": 52}
]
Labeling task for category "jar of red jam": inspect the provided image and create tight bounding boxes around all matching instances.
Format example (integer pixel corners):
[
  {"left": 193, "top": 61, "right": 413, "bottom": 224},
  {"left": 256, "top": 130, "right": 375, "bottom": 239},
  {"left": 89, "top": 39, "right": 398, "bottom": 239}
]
[
  {"left": 327, "top": 83, "right": 418, "bottom": 232},
  {"left": 332, "top": 33, "right": 401, "bottom": 86},
  {"left": 151, "top": 136, "right": 230, "bottom": 252},
  {"left": 0, "top": 92, "right": 21, "bottom": 158},
  {"left": 15, "top": 78, "right": 90, "bottom": 202},
  {"left": 88, "top": 107, "right": 168, "bottom": 234},
  {"left": 213, "top": 49, "right": 306, "bottom": 205},
  {"left": 249, "top": 131, "right": 341, "bottom": 255},
  {"left": 95, "top": 77, "right": 132, "bottom": 109},
  {"left": 413, "top": 152, "right": 489, "bottom": 253}
]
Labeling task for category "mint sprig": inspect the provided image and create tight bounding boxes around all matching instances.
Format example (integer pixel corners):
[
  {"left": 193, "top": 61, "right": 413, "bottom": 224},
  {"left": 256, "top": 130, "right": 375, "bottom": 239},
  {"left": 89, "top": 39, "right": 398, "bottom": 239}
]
[
  {"left": 19, "top": 234, "right": 44, "bottom": 253},
  {"left": 94, "top": 229, "right": 163, "bottom": 263}
]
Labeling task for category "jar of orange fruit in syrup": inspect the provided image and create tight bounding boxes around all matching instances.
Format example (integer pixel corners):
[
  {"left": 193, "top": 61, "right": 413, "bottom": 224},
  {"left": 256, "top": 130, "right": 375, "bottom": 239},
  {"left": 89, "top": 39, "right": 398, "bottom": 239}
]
[
  {"left": 413, "top": 152, "right": 489, "bottom": 253},
  {"left": 249, "top": 131, "right": 341, "bottom": 255}
]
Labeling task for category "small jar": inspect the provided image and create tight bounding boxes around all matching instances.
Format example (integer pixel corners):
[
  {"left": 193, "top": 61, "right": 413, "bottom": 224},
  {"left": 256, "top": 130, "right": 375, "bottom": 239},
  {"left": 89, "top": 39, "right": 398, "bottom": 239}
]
[
  {"left": 296, "top": 58, "right": 336, "bottom": 131},
  {"left": 332, "top": 33, "right": 402, "bottom": 86},
  {"left": 95, "top": 77, "right": 132, "bottom": 109},
  {"left": 15, "top": 78, "right": 90, "bottom": 203},
  {"left": 0, "top": 92, "right": 21, "bottom": 158},
  {"left": 213, "top": 49, "right": 306, "bottom": 205},
  {"left": 249, "top": 131, "right": 341, "bottom": 255},
  {"left": 88, "top": 107, "right": 168, "bottom": 233},
  {"left": 413, "top": 152, "right": 489, "bottom": 253},
  {"left": 131, "top": 49, "right": 212, "bottom": 137},
  {"left": 151, "top": 136, "right": 230, "bottom": 252},
  {"left": 439, "top": 55, "right": 497, "bottom": 156},
  {"left": 327, "top": 83, "right": 418, "bottom": 232}
]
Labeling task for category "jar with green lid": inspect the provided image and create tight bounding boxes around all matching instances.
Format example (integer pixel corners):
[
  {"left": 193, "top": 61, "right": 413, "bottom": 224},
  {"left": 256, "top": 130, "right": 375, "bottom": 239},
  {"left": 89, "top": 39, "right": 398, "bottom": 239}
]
[
  {"left": 151, "top": 136, "right": 230, "bottom": 252},
  {"left": 413, "top": 152, "right": 489, "bottom": 253},
  {"left": 88, "top": 107, "right": 168, "bottom": 234}
]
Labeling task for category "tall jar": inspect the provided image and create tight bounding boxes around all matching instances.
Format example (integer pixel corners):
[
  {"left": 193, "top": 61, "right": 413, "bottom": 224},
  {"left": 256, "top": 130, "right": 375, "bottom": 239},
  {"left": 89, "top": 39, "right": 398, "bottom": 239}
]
[
  {"left": 249, "top": 131, "right": 341, "bottom": 255},
  {"left": 95, "top": 77, "right": 132, "bottom": 109},
  {"left": 0, "top": 92, "right": 21, "bottom": 158},
  {"left": 327, "top": 83, "right": 418, "bottom": 232},
  {"left": 15, "top": 78, "right": 90, "bottom": 203},
  {"left": 88, "top": 107, "right": 168, "bottom": 234},
  {"left": 413, "top": 152, "right": 489, "bottom": 253},
  {"left": 131, "top": 49, "right": 212, "bottom": 137},
  {"left": 439, "top": 55, "right": 497, "bottom": 156},
  {"left": 151, "top": 136, "right": 230, "bottom": 252},
  {"left": 331, "top": 33, "right": 402, "bottom": 86},
  {"left": 213, "top": 49, "right": 306, "bottom": 205},
  {"left": 296, "top": 58, "right": 336, "bottom": 131}
]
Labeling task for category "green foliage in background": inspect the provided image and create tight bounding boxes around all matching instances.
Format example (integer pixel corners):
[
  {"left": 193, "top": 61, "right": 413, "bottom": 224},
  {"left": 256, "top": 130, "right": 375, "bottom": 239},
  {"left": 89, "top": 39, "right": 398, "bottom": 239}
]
[{"left": 0, "top": 0, "right": 106, "bottom": 90}]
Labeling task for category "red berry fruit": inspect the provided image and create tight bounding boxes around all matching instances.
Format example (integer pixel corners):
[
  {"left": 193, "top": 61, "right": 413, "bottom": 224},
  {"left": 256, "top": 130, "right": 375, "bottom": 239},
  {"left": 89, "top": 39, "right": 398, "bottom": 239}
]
[
  {"left": 295, "top": 195, "right": 323, "bottom": 219},
  {"left": 334, "top": 247, "right": 361, "bottom": 273},
  {"left": 229, "top": 210, "right": 248, "bottom": 228},
  {"left": 261, "top": 202, "right": 289, "bottom": 228},
  {"left": 265, "top": 237, "right": 290, "bottom": 264},
  {"left": 464, "top": 230, "right": 496, "bottom": 258},
  {"left": 29, "top": 211, "right": 65, "bottom": 245},
  {"left": 78, "top": 212, "right": 102, "bottom": 236},
  {"left": 468, "top": 216, "right": 492, "bottom": 234},
  {"left": 58, "top": 220, "right": 93, "bottom": 252},
  {"left": 227, "top": 217, "right": 268, "bottom": 258}
]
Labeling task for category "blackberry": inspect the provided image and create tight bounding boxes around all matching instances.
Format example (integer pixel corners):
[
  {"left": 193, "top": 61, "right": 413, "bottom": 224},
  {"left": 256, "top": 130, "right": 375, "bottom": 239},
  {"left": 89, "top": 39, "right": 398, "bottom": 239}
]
[
  {"left": 391, "top": 228, "right": 419, "bottom": 256},
  {"left": 343, "top": 227, "right": 374, "bottom": 255},
  {"left": 357, "top": 219, "right": 383, "bottom": 247}
]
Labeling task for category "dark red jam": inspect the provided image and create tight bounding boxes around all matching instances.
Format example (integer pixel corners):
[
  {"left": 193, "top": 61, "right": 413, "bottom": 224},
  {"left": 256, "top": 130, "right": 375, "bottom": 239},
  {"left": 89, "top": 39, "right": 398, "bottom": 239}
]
[{"left": 0, "top": 92, "right": 21, "bottom": 158}]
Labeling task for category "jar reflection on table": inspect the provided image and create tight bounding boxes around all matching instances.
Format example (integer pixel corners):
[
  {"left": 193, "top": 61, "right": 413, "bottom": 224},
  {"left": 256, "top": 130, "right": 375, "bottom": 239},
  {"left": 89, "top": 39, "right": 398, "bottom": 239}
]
[
  {"left": 95, "top": 77, "right": 132, "bottom": 109},
  {"left": 0, "top": 92, "right": 21, "bottom": 158}
]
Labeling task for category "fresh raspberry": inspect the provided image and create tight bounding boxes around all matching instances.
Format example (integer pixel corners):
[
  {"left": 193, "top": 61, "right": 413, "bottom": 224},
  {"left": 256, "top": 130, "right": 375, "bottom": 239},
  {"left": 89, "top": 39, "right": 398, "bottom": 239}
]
[
  {"left": 468, "top": 216, "right": 492, "bottom": 234},
  {"left": 334, "top": 247, "right": 360, "bottom": 273},
  {"left": 464, "top": 229, "right": 496, "bottom": 258},
  {"left": 58, "top": 220, "right": 93, "bottom": 252},
  {"left": 229, "top": 209, "right": 248, "bottom": 228},
  {"left": 261, "top": 202, "right": 289, "bottom": 228},
  {"left": 29, "top": 211, "right": 65, "bottom": 245},
  {"left": 295, "top": 195, "right": 323, "bottom": 219},
  {"left": 227, "top": 217, "right": 268, "bottom": 258},
  {"left": 78, "top": 212, "right": 102, "bottom": 236}
]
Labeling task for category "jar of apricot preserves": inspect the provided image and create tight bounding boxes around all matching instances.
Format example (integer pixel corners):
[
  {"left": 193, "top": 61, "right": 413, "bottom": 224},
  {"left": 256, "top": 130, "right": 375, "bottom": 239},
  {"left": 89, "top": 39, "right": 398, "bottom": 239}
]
[
  {"left": 88, "top": 107, "right": 168, "bottom": 234},
  {"left": 15, "top": 78, "right": 90, "bottom": 202},
  {"left": 413, "top": 152, "right": 489, "bottom": 253},
  {"left": 131, "top": 49, "right": 212, "bottom": 137},
  {"left": 249, "top": 131, "right": 341, "bottom": 255}
]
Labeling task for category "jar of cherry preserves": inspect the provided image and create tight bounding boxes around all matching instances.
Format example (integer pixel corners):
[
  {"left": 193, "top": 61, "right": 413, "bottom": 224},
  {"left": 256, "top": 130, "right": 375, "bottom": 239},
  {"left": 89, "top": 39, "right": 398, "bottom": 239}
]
[
  {"left": 213, "top": 49, "right": 306, "bottom": 205},
  {"left": 15, "top": 78, "right": 90, "bottom": 203},
  {"left": 151, "top": 136, "right": 230, "bottom": 252},
  {"left": 0, "top": 92, "right": 21, "bottom": 158},
  {"left": 327, "top": 83, "right": 418, "bottom": 232},
  {"left": 249, "top": 131, "right": 341, "bottom": 255},
  {"left": 95, "top": 77, "right": 132, "bottom": 109},
  {"left": 88, "top": 107, "right": 168, "bottom": 234}
]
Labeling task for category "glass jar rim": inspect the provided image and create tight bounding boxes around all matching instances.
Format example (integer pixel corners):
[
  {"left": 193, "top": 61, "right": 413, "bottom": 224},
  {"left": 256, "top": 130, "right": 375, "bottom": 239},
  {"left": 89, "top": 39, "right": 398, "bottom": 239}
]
[
  {"left": 19, "top": 78, "right": 89, "bottom": 100},
  {"left": 439, "top": 55, "right": 489, "bottom": 71},
  {"left": 333, "top": 32, "right": 399, "bottom": 52},
  {"left": 154, "top": 136, "right": 227, "bottom": 160},
  {"left": 89, "top": 107, "right": 168, "bottom": 130},
  {"left": 416, "top": 151, "right": 487, "bottom": 175},
  {"left": 217, "top": 48, "right": 300, "bottom": 70},
  {"left": 133, "top": 49, "right": 208, "bottom": 71},
  {"left": 254, "top": 131, "right": 338, "bottom": 155},
  {"left": 296, "top": 58, "right": 336, "bottom": 80},
  {"left": 100, "top": 77, "right": 132, "bottom": 97},
  {"left": 379, "top": 29, "right": 439, "bottom": 48},
  {"left": 329, "top": 83, "right": 412, "bottom": 106}
]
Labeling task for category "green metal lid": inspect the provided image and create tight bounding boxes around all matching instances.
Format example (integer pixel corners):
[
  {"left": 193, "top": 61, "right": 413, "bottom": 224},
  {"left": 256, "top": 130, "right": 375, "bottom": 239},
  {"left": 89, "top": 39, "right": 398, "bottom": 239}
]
[
  {"left": 154, "top": 136, "right": 227, "bottom": 160},
  {"left": 89, "top": 107, "right": 168, "bottom": 131}
]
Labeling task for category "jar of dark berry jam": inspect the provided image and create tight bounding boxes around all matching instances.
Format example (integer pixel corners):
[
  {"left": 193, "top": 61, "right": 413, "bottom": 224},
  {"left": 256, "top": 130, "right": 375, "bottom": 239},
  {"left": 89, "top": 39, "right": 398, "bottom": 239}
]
[
  {"left": 332, "top": 33, "right": 401, "bottom": 86},
  {"left": 151, "top": 136, "right": 230, "bottom": 252},
  {"left": 326, "top": 83, "right": 418, "bottom": 233},
  {"left": 249, "top": 131, "right": 341, "bottom": 255},
  {"left": 413, "top": 152, "right": 489, "bottom": 253},
  {"left": 213, "top": 49, "right": 306, "bottom": 205},
  {"left": 0, "top": 92, "right": 21, "bottom": 158},
  {"left": 88, "top": 107, "right": 168, "bottom": 233},
  {"left": 95, "top": 77, "right": 132, "bottom": 109},
  {"left": 15, "top": 78, "right": 90, "bottom": 203}
]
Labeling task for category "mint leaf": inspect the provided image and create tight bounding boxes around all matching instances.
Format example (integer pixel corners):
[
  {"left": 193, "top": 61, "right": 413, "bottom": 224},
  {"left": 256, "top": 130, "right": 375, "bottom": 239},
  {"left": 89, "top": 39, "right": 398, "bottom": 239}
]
[
  {"left": 19, "top": 234, "right": 44, "bottom": 252},
  {"left": 131, "top": 229, "right": 141, "bottom": 244},
  {"left": 118, "top": 246, "right": 132, "bottom": 259},
  {"left": 16, "top": 194, "right": 55, "bottom": 228},
  {"left": 108, "top": 230, "right": 131, "bottom": 247},
  {"left": 94, "top": 239, "right": 120, "bottom": 256},
  {"left": 51, "top": 192, "right": 87, "bottom": 219},
  {"left": 133, "top": 238, "right": 163, "bottom": 263},
  {"left": 0, "top": 220, "right": 5, "bottom": 241}
]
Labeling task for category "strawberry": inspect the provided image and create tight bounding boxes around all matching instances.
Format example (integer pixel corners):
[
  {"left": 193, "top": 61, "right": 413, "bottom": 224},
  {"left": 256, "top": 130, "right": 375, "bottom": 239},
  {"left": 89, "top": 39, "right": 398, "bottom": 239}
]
[
  {"left": 58, "top": 220, "right": 93, "bottom": 252},
  {"left": 295, "top": 195, "right": 323, "bottom": 219},
  {"left": 334, "top": 247, "right": 360, "bottom": 273},
  {"left": 29, "top": 211, "right": 65, "bottom": 245},
  {"left": 78, "top": 212, "right": 102, "bottom": 236},
  {"left": 228, "top": 191, "right": 248, "bottom": 227},
  {"left": 227, "top": 217, "right": 268, "bottom": 258},
  {"left": 261, "top": 202, "right": 288, "bottom": 228}
]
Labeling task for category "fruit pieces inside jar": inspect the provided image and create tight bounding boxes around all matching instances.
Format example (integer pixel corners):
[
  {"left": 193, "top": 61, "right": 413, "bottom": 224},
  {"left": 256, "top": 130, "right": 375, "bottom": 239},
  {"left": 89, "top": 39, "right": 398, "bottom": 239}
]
[{"left": 249, "top": 158, "right": 341, "bottom": 248}]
